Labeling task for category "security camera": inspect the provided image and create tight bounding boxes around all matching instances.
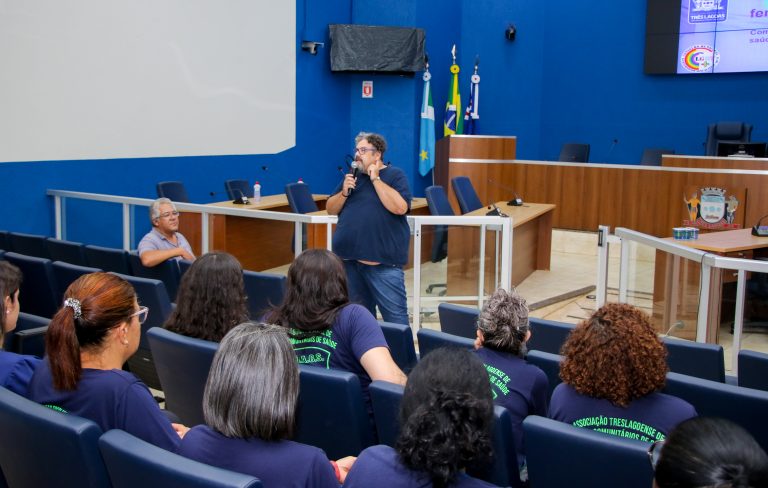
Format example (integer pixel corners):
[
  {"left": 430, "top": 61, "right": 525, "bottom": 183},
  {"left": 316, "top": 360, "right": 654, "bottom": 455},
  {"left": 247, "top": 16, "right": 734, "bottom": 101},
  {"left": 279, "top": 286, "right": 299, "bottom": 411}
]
[
  {"left": 301, "top": 41, "right": 325, "bottom": 55},
  {"left": 505, "top": 25, "right": 516, "bottom": 41}
]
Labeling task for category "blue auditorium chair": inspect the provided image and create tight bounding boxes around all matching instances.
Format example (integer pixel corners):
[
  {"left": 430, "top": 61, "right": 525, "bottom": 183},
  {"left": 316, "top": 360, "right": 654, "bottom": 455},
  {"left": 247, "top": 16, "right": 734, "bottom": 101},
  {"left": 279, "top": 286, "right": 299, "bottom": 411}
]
[
  {"left": 128, "top": 252, "right": 181, "bottom": 302},
  {"left": 525, "top": 350, "right": 563, "bottom": 397},
  {"left": 0, "top": 387, "right": 110, "bottom": 488},
  {"left": 225, "top": 179, "right": 254, "bottom": 200},
  {"left": 663, "top": 371, "right": 768, "bottom": 452},
  {"left": 738, "top": 349, "right": 768, "bottom": 392},
  {"left": 2, "top": 313, "right": 49, "bottom": 357},
  {"left": 526, "top": 318, "right": 575, "bottom": 355},
  {"left": 242, "top": 270, "right": 286, "bottom": 319},
  {"left": 46, "top": 238, "right": 87, "bottom": 266},
  {"left": 8, "top": 232, "right": 49, "bottom": 259},
  {"left": 178, "top": 258, "right": 194, "bottom": 278},
  {"left": 156, "top": 181, "right": 190, "bottom": 202},
  {"left": 147, "top": 327, "right": 218, "bottom": 426},
  {"left": 3, "top": 252, "right": 59, "bottom": 318},
  {"left": 705, "top": 121, "right": 753, "bottom": 156},
  {"left": 662, "top": 336, "right": 725, "bottom": 382},
  {"left": 294, "top": 365, "right": 375, "bottom": 459},
  {"left": 0, "top": 231, "right": 8, "bottom": 251},
  {"left": 437, "top": 302, "right": 479, "bottom": 339},
  {"left": 369, "top": 380, "right": 404, "bottom": 448},
  {"left": 379, "top": 321, "right": 417, "bottom": 373},
  {"left": 99, "top": 429, "right": 262, "bottom": 488},
  {"left": 450, "top": 176, "right": 483, "bottom": 214},
  {"left": 51, "top": 261, "right": 102, "bottom": 303},
  {"left": 558, "top": 143, "right": 590, "bottom": 163},
  {"left": 84, "top": 244, "right": 132, "bottom": 275},
  {"left": 416, "top": 328, "right": 475, "bottom": 359},
  {"left": 524, "top": 415, "right": 653, "bottom": 488},
  {"left": 424, "top": 185, "right": 455, "bottom": 295}
]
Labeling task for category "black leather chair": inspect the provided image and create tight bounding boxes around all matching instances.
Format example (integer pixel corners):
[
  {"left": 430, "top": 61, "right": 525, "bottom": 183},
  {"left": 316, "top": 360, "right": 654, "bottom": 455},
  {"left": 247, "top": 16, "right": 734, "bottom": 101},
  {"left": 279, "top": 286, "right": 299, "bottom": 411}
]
[
  {"left": 8, "top": 232, "right": 49, "bottom": 259},
  {"left": 525, "top": 350, "right": 563, "bottom": 397},
  {"left": 424, "top": 185, "right": 455, "bottom": 295},
  {"left": 526, "top": 318, "right": 575, "bottom": 355},
  {"left": 524, "top": 415, "right": 653, "bottom": 488},
  {"left": 705, "top": 121, "right": 753, "bottom": 156},
  {"left": 156, "top": 181, "right": 190, "bottom": 203},
  {"left": 662, "top": 336, "right": 725, "bottom": 382},
  {"left": 0, "top": 230, "right": 8, "bottom": 251},
  {"left": 450, "top": 176, "right": 483, "bottom": 214},
  {"left": 416, "top": 328, "right": 475, "bottom": 359},
  {"left": 294, "top": 365, "right": 375, "bottom": 459},
  {"left": 128, "top": 253, "right": 181, "bottom": 302},
  {"left": 46, "top": 238, "right": 87, "bottom": 266},
  {"left": 224, "top": 179, "right": 253, "bottom": 200},
  {"left": 285, "top": 182, "right": 319, "bottom": 214},
  {"left": 84, "top": 244, "right": 132, "bottom": 275},
  {"left": 558, "top": 143, "right": 590, "bottom": 162},
  {"left": 147, "top": 327, "right": 218, "bottom": 426},
  {"left": 379, "top": 321, "right": 417, "bottom": 373},
  {"left": 3, "top": 252, "right": 59, "bottom": 318},
  {"left": 738, "top": 349, "right": 768, "bottom": 392},
  {"left": 0, "top": 387, "right": 110, "bottom": 488},
  {"left": 437, "top": 302, "right": 479, "bottom": 339},
  {"left": 99, "top": 429, "right": 263, "bottom": 488},
  {"left": 242, "top": 270, "right": 286, "bottom": 319},
  {"left": 640, "top": 148, "right": 675, "bottom": 166}
]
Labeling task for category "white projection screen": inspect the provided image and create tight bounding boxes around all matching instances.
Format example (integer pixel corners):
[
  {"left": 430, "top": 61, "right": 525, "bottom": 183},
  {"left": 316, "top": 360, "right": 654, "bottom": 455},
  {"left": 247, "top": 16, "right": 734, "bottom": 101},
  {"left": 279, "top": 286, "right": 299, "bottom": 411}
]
[{"left": 0, "top": 1, "right": 296, "bottom": 163}]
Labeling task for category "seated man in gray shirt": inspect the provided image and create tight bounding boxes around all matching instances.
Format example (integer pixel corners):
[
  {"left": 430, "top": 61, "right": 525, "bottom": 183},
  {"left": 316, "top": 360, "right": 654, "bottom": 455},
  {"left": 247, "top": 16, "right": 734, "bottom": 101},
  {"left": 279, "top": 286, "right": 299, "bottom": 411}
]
[{"left": 138, "top": 198, "right": 195, "bottom": 267}]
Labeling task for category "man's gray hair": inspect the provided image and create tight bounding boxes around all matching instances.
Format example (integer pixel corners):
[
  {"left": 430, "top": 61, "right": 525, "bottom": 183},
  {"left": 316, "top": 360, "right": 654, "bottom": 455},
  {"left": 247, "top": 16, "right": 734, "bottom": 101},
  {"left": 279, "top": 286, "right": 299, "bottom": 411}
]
[
  {"left": 477, "top": 288, "right": 530, "bottom": 356},
  {"left": 355, "top": 131, "right": 387, "bottom": 156},
  {"left": 202, "top": 322, "right": 299, "bottom": 440},
  {"left": 149, "top": 198, "right": 176, "bottom": 221}
]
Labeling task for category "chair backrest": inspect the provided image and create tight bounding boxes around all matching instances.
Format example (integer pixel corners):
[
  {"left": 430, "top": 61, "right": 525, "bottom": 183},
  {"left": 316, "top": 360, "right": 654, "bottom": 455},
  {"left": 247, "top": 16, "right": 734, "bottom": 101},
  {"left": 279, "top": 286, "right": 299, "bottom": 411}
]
[
  {"left": 294, "top": 365, "right": 375, "bottom": 459},
  {"left": 0, "top": 230, "right": 8, "bottom": 251},
  {"left": 224, "top": 179, "right": 253, "bottom": 200},
  {"left": 46, "top": 238, "right": 87, "bottom": 266},
  {"left": 3, "top": 252, "right": 59, "bottom": 318},
  {"left": 450, "top": 176, "right": 484, "bottom": 214},
  {"left": 525, "top": 350, "right": 563, "bottom": 397},
  {"left": 705, "top": 121, "right": 753, "bottom": 156},
  {"left": 640, "top": 148, "right": 675, "bottom": 166},
  {"left": 178, "top": 258, "right": 194, "bottom": 277},
  {"left": 663, "top": 371, "right": 768, "bottom": 452},
  {"left": 416, "top": 328, "right": 475, "bottom": 360},
  {"left": 242, "top": 270, "right": 286, "bottom": 319},
  {"left": 738, "top": 349, "right": 768, "bottom": 392},
  {"left": 425, "top": 185, "right": 454, "bottom": 263},
  {"left": 526, "top": 318, "right": 575, "bottom": 355},
  {"left": 558, "top": 143, "right": 590, "bottom": 162},
  {"left": 8, "top": 232, "right": 49, "bottom": 259},
  {"left": 147, "top": 327, "right": 218, "bottom": 426},
  {"left": 0, "top": 387, "right": 110, "bottom": 488},
  {"left": 128, "top": 253, "right": 181, "bottom": 302},
  {"left": 369, "top": 380, "right": 404, "bottom": 447},
  {"left": 51, "top": 261, "right": 103, "bottom": 304},
  {"left": 99, "top": 429, "right": 262, "bottom": 488},
  {"left": 379, "top": 321, "right": 417, "bottom": 373},
  {"left": 156, "top": 181, "right": 190, "bottom": 202},
  {"left": 285, "top": 182, "right": 319, "bottom": 214},
  {"left": 662, "top": 336, "right": 725, "bottom": 382},
  {"left": 3, "top": 312, "right": 49, "bottom": 356},
  {"left": 469, "top": 406, "right": 523, "bottom": 488},
  {"left": 438, "top": 302, "right": 479, "bottom": 339},
  {"left": 523, "top": 415, "right": 653, "bottom": 488},
  {"left": 84, "top": 244, "right": 132, "bottom": 275}
]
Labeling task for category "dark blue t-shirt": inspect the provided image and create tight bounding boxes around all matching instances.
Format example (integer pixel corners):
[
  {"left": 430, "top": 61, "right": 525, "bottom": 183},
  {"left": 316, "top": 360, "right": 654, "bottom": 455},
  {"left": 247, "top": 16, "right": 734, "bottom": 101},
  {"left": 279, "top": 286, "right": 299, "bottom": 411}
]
[
  {"left": 332, "top": 165, "right": 412, "bottom": 266},
  {"left": 26, "top": 360, "right": 179, "bottom": 451},
  {"left": 548, "top": 383, "right": 697, "bottom": 443},
  {"left": 0, "top": 351, "right": 40, "bottom": 396},
  {"left": 475, "top": 347, "right": 548, "bottom": 466},
  {"left": 344, "top": 445, "right": 499, "bottom": 488},
  {"left": 176, "top": 425, "right": 339, "bottom": 488}
]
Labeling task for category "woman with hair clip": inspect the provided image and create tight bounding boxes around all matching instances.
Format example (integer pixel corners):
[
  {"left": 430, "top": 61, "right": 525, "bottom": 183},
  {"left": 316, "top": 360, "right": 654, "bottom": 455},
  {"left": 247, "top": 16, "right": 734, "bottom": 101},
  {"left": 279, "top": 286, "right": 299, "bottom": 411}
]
[
  {"left": 344, "top": 347, "right": 498, "bottom": 488},
  {"left": 164, "top": 251, "right": 249, "bottom": 342},
  {"left": 0, "top": 261, "right": 40, "bottom": 395},
  {"left": 474, "top": 288, "right": 548, "bottom": 477},
  {"left": 26, "top": 272, "right": 186, "bottom": 450},
  {"left": 549, "top": 303, "right": 696, "bottom": 443},
  {"left": 177, "top": 322, "right": 354, "bottom": 487},
  {"left": 266, "top": 249, "right": 406, "bottom": 399},
  {"left": 652, "top": 417, "right": 768, "bottom": 488}
]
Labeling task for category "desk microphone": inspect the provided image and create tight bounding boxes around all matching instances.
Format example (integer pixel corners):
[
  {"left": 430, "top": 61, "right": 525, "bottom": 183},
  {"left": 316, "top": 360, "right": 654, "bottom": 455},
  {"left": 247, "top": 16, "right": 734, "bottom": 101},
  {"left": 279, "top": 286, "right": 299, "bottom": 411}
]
[
  {"left": 752, "top": 213, "right": 768, "bottom": 236},
  {"left": 232, "top": 189, "right": 249, "bottom": 205},
  {"left": 486, "top": 204, "right": 508, "bottom": 217},
  {"left": 487, "top": 178, "right": 523, "bottom": 206}
]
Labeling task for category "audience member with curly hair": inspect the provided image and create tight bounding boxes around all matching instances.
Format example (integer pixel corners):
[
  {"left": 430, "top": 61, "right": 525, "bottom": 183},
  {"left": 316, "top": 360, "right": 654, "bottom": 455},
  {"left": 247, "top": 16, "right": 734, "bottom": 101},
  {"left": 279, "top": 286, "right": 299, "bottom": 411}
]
[
  {"left": 164, "top": 251, "right": 249, "bottom": 342},
  {"left": 473, "top": 288, "right": 548, "bottom": 475},
  {"left": 549, "top": 303, "right": 696, "bottom": 443},
  {"left": 653, "top": 417, "right": 768, "bottom": 488},
  {"left": 0, "top": 261, "right": 40, "bottom": 396},
  {"left": 343, "top": 347, "right": 497, "bottom": 488}
]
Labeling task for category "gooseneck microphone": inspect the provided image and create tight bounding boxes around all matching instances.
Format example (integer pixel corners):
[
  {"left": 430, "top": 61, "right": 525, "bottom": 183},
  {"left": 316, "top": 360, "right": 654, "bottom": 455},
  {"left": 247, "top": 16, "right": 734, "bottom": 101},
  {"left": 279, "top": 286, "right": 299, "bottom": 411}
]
[
  {"left": 487, "top": 178, "right": 524, "bottom": 206},
  {"left": 752, "top": 213, "right": 768, "bottom": 236}
]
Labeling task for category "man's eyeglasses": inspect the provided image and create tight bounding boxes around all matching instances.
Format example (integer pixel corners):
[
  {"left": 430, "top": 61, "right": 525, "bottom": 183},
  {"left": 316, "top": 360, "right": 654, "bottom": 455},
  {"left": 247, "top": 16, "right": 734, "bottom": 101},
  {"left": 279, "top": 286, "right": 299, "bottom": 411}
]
[
  {"left": 158, "top": 211, "right": 180, "bottom": 219},
  {"left": 355, "top": 147, "right": 377, "bottom": 155},
  {"left": 130, "top": 306, "right": 149, "bottom": 324},
  {"left": 647, "top": 439, "right": 665, "bottom": 469}
]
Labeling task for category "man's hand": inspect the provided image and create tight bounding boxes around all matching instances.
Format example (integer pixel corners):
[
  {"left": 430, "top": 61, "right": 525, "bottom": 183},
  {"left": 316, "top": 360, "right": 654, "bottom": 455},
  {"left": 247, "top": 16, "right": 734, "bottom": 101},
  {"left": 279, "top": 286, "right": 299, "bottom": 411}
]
[{"left": 341, "top": 173, "right": 357, "bottom": 196}]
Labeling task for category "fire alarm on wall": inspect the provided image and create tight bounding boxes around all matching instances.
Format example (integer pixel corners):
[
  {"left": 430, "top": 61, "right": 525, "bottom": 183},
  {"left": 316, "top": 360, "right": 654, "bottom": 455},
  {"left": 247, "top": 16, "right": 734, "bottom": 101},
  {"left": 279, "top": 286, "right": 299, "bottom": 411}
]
[{"left": 362, "top": 81, "right": 373, "bottom": 98}]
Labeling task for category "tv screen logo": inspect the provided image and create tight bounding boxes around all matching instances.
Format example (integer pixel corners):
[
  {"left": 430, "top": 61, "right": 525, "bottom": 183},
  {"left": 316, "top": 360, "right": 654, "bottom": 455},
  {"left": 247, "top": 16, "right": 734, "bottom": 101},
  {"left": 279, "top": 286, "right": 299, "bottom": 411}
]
[{"left": 689, "top": 0, "right": 727, "bottom": 23}]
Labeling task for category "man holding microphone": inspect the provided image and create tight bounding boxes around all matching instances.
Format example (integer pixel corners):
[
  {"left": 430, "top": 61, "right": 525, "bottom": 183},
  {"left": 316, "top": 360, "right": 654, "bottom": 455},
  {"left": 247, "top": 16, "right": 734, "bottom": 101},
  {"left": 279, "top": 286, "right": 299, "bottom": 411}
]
[{"left": 326, "top": 132, "right": 412, "bottom": 326}]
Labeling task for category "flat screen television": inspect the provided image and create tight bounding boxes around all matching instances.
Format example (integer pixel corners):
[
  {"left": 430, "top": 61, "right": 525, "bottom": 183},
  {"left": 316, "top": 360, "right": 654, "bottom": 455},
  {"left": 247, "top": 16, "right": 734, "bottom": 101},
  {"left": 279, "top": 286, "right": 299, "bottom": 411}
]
[
  {"left": 329, "top": 24, "right": 426, "bottom": 73},
  {"left": 645, "top": 0, "right": 768, "bottom": 74},
  {"left": 716, "top": 141, "right": 767, "bottom": 157}
]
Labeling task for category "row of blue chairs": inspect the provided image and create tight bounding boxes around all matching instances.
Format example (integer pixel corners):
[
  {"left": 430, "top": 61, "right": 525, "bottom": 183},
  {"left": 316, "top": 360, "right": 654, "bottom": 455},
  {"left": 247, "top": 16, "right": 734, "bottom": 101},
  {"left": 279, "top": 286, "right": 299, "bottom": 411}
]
[{"left": 0, "top": 386, "right": 262, "bottom": 488}]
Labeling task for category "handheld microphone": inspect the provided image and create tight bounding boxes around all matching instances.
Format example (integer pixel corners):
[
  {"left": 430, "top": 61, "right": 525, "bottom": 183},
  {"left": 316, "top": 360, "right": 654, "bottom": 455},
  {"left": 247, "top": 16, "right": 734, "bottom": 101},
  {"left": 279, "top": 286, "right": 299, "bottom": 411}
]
[
  {"left": 752, "top": 213, "right": 768, "bottom": 236},
  {"left": 487, "top": 178, "right": 524, "bottom": 206},
  {"left": 346, "top": 162, "right": 361, "bottom": 195}
]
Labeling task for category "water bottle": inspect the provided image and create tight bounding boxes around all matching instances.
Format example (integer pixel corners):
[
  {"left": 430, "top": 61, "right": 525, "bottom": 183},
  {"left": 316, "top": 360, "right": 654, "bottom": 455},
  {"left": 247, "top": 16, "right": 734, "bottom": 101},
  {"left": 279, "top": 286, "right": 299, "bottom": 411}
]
[
  {"left": 253, "top": 181, "right": 261, "bottom": 203},
  {"left": 298, "top": 178, "right": 304, "bottom": 183}
]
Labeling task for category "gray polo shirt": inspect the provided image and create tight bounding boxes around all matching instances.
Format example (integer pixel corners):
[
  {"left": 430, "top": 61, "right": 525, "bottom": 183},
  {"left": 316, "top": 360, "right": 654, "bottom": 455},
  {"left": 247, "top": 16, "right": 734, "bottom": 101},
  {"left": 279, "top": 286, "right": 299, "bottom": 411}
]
[{"left": 137, "top": 228, "right": 194, "bottom": 260}]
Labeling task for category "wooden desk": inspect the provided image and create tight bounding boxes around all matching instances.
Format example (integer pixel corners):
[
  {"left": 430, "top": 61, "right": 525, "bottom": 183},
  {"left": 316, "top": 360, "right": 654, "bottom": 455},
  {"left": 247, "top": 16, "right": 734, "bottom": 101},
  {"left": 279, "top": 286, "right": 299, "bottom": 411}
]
[
  {"left": 447, "top": 202, "right": 555, "bottom": 299},
  {"left": 654, "top": 229, "right": 768, "bottom": 342}
]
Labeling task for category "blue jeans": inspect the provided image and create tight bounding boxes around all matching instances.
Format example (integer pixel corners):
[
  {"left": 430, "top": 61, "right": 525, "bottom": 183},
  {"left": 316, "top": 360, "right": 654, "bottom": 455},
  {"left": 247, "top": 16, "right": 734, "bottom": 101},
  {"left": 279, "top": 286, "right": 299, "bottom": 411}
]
[{"left": 343, "top": 260, "right": 410, "bottom": 326}]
